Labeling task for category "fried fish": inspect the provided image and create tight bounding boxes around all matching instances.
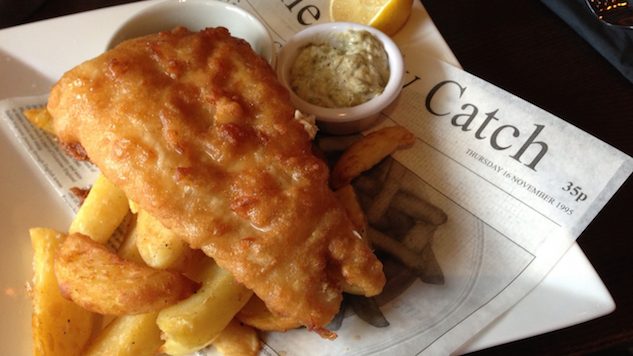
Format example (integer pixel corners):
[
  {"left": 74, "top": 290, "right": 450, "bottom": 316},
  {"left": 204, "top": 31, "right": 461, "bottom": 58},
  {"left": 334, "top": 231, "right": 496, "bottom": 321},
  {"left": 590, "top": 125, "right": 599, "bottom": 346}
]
[{"left": 48, "top": 27, "right": 385, "bottom": 332}]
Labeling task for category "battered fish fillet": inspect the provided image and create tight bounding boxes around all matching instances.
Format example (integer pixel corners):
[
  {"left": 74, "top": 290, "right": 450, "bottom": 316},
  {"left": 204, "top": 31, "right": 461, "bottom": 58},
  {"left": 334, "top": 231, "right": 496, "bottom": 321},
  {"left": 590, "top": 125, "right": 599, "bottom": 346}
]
[{"left": 48, "top": 27, "right": 385, "bottom": 331}]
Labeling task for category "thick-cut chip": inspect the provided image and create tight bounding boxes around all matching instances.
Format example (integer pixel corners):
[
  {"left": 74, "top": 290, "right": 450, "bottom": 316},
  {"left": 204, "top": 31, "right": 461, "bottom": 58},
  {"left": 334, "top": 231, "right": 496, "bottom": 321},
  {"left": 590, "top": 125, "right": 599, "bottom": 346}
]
[
  {"left": 55, "top": 233, "right": 196, "bottom": 315},
  {"left": 391, "top": 192, "right": 448, "bottom": 226},
  {"left": 116, "top": 219, "right": 145, "bottom": 264},
  {"left": 334, "top": 184, "right": 368, "bottom": 237},
  {"left": 366, "top": 161, "right": 407, "bottom": 224},
  {"left": 135, "top": 209, "right": 190, "bottom": 270},
  {"left": 401, "top": 222, "right": 436, "bottom": 252},
  {"left": 158, "top": 260, "right": 253, "bottom": 355},
  {"left": 84, "top": 313, "right": 162, "bottom": 356},
  {"left": 30, "top": 228, "right": 97, "bottom": 356},
  {"left": 213, "top": 319, "right": 261, "bottom": 356},
  {"left": 330, "top": 126, "right": 415, "bottom": 189},
  {"left": 366, "top": 227, "right": 428, "bottom": 277},
  {"left": 236, "top": 296, "right": 302, "bottom": 332},
  {"left": 23, "top": 107, "right": 56, "bottom": 134},
  {"left": 69, "top": 174, "right": 130, "bottom": 244}
]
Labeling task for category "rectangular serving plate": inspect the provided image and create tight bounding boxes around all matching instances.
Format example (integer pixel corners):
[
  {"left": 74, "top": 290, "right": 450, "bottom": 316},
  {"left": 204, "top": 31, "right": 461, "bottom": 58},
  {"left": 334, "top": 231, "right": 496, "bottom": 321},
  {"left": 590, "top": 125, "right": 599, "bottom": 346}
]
[{"left": 0, "top": 1, "right": 614, "bottom": 354}]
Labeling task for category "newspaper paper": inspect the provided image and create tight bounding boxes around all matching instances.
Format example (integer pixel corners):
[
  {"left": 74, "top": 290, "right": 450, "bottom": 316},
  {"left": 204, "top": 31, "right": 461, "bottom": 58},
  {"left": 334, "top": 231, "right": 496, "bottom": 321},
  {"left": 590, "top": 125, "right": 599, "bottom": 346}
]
[{"left": 1, "top": 1, "right": 631, "bottom": 355}]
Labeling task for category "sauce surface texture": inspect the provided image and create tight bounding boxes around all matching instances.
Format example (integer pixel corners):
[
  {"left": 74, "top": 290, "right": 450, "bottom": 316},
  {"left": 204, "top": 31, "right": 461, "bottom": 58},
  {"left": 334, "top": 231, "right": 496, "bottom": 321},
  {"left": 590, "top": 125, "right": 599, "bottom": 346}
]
[{"left": 290, "top": 30, "right": 389, "bottom": 108}]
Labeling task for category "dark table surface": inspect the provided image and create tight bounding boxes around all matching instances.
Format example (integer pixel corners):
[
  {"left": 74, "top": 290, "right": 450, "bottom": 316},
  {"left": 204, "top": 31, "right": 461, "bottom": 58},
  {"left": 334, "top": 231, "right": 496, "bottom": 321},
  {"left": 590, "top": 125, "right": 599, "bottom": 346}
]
[{"left": 3, "top": 0, "right": 632, "bottom": 355}]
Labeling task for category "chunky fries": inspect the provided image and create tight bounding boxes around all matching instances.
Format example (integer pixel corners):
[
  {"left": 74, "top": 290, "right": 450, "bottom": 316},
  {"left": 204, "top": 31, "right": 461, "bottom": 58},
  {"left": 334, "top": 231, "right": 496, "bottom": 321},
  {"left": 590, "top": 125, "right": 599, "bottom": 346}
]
[
  {"left": 330, "top": 126, "right": 416, "bottom": 189},
  {"left": 55, "top": 233, "right": 196, "bottom": 315},
  {"left": 30, "top": 228, "right": 97, "bottom": 356},
  {"left": 26, "top": 106, "right": 429, "bottom": 356}
]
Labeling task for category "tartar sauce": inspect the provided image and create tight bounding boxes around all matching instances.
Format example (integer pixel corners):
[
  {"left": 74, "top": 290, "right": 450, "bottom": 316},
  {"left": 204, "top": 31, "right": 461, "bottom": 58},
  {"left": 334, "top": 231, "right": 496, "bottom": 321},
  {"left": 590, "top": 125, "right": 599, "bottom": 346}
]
[{"left": 289, "top": 30, "right": 390, "bottom": 108}]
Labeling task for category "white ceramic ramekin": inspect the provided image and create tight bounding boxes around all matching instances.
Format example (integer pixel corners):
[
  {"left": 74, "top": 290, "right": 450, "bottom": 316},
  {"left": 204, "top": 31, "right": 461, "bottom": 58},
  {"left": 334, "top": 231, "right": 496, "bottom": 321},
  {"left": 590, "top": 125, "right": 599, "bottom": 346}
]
[
  {"left": 106, "top": 0, "right": 274, "bottom": 64},
  {"left": 276, "top": 22, "right": 404, "bottom": 134}
]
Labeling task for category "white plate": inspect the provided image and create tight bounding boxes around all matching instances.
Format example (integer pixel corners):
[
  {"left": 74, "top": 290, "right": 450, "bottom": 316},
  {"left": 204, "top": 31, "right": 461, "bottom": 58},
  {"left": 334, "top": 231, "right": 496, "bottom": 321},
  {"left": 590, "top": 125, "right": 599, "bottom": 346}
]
[{"left": 0, "top": 1, "right": 614, "bottom": 355}]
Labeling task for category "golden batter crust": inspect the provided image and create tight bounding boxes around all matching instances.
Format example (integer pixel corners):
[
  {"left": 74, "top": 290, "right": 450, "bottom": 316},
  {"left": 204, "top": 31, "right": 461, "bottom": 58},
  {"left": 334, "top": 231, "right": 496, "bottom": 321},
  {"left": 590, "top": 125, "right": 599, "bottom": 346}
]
[{"left": 48, "top": 27, "right": 385, "bottom": 330}]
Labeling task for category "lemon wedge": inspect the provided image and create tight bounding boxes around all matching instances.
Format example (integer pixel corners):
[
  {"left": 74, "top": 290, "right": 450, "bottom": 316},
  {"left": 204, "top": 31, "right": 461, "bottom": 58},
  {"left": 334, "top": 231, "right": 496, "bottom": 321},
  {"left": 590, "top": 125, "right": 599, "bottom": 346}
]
[{"left": 329, "top": 0, "right": 413, "bottom": 36}]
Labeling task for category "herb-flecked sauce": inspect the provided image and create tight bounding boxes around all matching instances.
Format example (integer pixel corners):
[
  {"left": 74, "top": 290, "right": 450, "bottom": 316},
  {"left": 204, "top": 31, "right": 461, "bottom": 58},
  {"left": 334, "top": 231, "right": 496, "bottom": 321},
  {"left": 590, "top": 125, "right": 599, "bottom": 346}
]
[{"left": 289, "top": 30, "right": 390, "bottom": 108}]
